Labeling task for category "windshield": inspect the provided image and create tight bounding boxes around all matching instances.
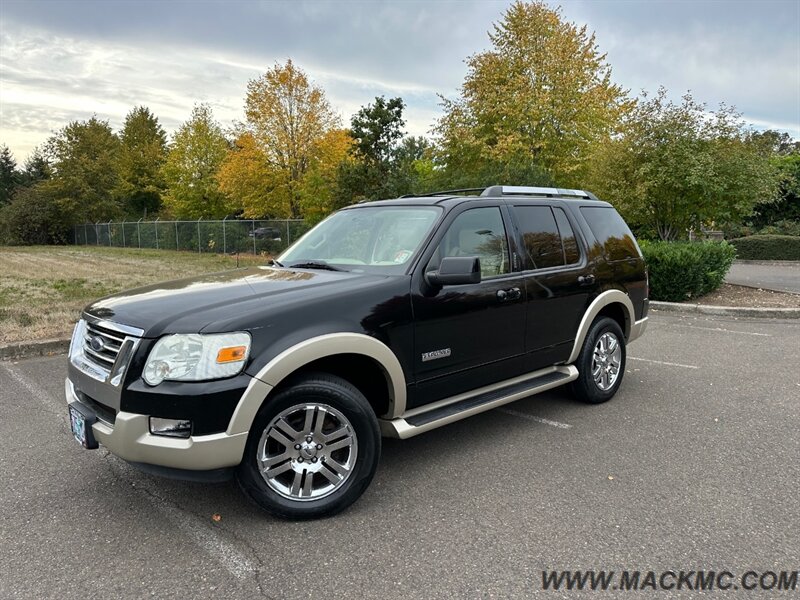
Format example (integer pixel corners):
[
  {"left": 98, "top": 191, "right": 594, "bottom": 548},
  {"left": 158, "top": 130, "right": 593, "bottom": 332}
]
[{"left": 279, "top": 206, "right": 442, "bottom": 274}]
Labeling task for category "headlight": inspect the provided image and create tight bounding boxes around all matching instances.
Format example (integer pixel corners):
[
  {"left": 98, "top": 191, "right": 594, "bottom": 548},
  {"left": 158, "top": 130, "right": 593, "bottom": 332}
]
[
  {"left": 143, "top": 332, "right": 251, "bottom": 386},
  {"left": 69, "top": 320, "right": 87, "bottom": 363}
]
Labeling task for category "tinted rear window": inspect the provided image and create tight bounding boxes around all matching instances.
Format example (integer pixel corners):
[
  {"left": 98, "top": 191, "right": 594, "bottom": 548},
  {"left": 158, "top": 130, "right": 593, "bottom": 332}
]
[
  {"left": 580, "top": 207, "right": 640, "bottom": 261},
  {"left": 513, "top": 206, "right": 564, "bottom": 269}
]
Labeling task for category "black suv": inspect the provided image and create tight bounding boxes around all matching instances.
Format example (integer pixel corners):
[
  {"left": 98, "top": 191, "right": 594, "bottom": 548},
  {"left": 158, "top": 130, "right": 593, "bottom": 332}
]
[{"left": 66, "top": 185, "right": 648, "bottom": 519}]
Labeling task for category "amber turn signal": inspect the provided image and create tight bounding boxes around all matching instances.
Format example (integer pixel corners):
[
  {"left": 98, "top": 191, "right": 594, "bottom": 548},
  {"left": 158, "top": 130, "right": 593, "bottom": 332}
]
[{"left": 216, "top": 345, "right": 247, "bottom": 363}]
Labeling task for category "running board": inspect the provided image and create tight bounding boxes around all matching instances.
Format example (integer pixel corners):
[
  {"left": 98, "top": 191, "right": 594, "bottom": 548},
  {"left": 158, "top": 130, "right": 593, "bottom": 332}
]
[{"left": 379, "top": 365, "right": 578, "bottom": 439}]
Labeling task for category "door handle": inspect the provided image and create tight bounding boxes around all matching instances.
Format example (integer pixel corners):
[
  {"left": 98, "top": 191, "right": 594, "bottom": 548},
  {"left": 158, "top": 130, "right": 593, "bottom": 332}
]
[
  {"left": 497, "top": 287, "right": 522, "bottom": 301},
  {"left": 578, "top": 274, "right": 596, "bottom": 286}
]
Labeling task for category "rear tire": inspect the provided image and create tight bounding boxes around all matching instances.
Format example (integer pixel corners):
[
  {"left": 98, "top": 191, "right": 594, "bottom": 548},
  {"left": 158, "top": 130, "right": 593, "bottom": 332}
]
[
  {"left": 571, "top": 317, "right": 626, "bottom": 404},
  {"left": 236, "top": 373, "right": 380, "bottom": 519}
]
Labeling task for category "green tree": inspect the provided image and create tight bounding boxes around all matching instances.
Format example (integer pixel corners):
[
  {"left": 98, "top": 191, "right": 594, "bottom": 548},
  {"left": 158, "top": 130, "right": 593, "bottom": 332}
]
[
  {"left": 0, "top": 144, "right": 19, "bottom": 206},
  {"left": 336, "top": 96, "right": 406, "bottom": 203},
  {"left": 161, "top": 104, "right": 231, "bottom": 219},
  {"left": 335, "top": 97, "right": 437, "bottom": 205},
  {"left": 116, "top": 106, "right": 168, "bottom": 217},
  {"left": 43, "top": 116, "right": 121, "bottom": 223},
  {"left": 588, "top": 88, "right": 780, "bottom": 240},
  {"left": 751, "top": 152, "right": 800, "bottom": 226},
  {"left": 435, "top": 0, "right": 630, "bottom": 188},
  {"left": 238, "top": 60, "right": 340, "bottom": 218},
  {"left": 20, "top": 146, "right": 51, "bottom": 186},
  {"left": 351, "top": 96, "right": 405, "bottom": 165},
  {"left": 750, "top": 130, "right": 800, "bottom": 156}
]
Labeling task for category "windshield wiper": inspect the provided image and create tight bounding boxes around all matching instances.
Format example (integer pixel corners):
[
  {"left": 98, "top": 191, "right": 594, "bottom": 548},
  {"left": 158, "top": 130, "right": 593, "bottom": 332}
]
[
  {"left": 268, "top": 259, "right": 284, "bottom": 267},
  {"left": 289, "top": 260, "right": 346, "bottom": 272}
]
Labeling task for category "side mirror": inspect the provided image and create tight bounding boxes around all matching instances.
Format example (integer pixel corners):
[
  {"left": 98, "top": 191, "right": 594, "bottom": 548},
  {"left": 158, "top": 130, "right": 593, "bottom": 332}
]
[{"left": 426, "top": 256, "right": 482, "bottom": 287}]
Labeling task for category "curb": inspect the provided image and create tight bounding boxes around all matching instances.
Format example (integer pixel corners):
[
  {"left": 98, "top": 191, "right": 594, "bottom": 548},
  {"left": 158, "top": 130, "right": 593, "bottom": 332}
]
[
  {"left": 0, "top": 338, "right": 71, "bottom": 361},
  {"left": 733, "top": 259, "right": 800, "bottom": 266},
  {"left": 650, "top": 301, "right": 800, "bottom": 319}
]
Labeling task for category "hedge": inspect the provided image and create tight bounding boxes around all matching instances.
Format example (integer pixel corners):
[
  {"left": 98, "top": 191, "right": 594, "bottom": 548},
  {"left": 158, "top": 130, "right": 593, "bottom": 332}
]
[
  {"left": 639, "top": 240, "right": 737, "bottom": 302},
  {"left": 728, "top": 235, "right": 800, "bottom": 261}
]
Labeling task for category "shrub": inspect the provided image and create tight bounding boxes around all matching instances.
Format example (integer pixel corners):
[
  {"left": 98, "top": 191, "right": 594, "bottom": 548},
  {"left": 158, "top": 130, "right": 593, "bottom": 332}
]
[
  {"left": 639, "top": 240, "right": 737, "bottom": 302},
  {"left": 756, "top": 220, "right": 800, "bottom": 237},
  {"left": 0, "top": 187, "right": 71, "bottom": 245},
  {"left": 729, "top": 235, "right": 800, "bottom": 261}
]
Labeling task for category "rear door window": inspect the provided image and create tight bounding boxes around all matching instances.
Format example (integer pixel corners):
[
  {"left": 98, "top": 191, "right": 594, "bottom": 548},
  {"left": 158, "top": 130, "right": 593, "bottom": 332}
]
[
  {"left": 512, "top": 205, "right": 573, "bottom": 270},
  {"left": 580, "top": 206, "right": 640, "bottom": 261}
]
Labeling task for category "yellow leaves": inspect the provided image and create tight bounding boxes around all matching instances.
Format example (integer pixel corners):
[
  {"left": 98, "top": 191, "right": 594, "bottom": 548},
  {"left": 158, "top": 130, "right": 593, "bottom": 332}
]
[
  {"left": 439, "top": 0, "right": 630, "bottom": 187},
  {"left": 299, "top": 129, "right": 354, "bottom": 222},
  {"left": 240, "top": 60, "right": 342, "bottom": 218},
  {"left": 218, "top": 132, "right": 290, "bottom": 219}
]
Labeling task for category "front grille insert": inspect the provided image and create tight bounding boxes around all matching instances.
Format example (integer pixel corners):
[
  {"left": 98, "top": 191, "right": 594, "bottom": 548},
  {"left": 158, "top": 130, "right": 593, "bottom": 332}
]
[
  {"left": 83, "top": 322, "right": 125, "bottom": 371},
  {"left": 74, "top": 319, "right": 143, "bottom": 385}
]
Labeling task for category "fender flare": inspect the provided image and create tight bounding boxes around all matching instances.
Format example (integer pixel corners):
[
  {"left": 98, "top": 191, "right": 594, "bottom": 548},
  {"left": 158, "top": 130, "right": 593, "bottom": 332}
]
[
  {"left": 566, "top": 290, "right": 634, "bottom": 364},
  {"left": 227, "top": 333, "right": 407, "bottom": 435}
]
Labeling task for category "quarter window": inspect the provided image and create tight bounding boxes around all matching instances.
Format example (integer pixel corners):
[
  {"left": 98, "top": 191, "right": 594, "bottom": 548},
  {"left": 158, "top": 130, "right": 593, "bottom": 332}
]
[
  {"left": 553, "top": 207, "right": 580, "bottom": 265},
  {"left": 580, "top": 206, "right": 640, "bottom": 262}
]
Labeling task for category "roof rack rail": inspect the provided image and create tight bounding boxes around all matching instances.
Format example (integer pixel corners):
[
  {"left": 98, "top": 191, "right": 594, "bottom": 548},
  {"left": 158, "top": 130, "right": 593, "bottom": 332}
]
[
  {"left": 401, "top": 188, "right": 486, "bottom": 198},
  {"left": 398, "top": 185, "right": 596, "bottom": 200},
  {"left": 480, "top": 185, "right": 593, "bottom": 199}
]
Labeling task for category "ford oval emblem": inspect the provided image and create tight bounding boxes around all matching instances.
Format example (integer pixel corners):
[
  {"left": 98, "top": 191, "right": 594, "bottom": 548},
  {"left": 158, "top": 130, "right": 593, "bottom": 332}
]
[{"left": 89, "top": 335, "right": 105, "bottom": 352}]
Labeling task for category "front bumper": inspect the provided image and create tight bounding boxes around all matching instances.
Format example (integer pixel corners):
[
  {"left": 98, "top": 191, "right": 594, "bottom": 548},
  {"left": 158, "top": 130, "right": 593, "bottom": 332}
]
[{"left": 66, "top": 379, "right": 247, "bottom": 470}]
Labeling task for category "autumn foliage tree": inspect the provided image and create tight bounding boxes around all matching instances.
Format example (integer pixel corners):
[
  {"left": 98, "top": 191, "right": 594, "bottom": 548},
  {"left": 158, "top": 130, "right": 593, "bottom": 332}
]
[
  {"left": 435, "top": 0, "right": 630, "bottom": 188},
  {"left": 220, "top": 60, "right": 340, "bottom": 218}
]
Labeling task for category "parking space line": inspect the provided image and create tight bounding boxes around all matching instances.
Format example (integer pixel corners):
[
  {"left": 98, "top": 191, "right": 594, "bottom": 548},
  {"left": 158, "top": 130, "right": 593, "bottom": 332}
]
[
  {"left": 496, "top": 407, "right": 572, "bottom": 429},
  {"left": 628, "top": 357, "right": 699, "bottom": 369},
  {"left": 1, "top": 362, "right": 256, "bottom": 580},
  {"left": 669, "top": 323, "right": 772, "bottom": 337}
]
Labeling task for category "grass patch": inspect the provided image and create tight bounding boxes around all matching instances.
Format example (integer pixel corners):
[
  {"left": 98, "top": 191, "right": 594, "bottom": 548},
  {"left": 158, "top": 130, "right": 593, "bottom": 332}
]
[{"left": 0, "top": 246, "right": 269, "bottom": 344}]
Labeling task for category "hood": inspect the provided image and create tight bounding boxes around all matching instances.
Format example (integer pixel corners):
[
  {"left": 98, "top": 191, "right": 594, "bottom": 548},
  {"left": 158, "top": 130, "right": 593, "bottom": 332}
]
[{"left": 84, "top": 266, "right": 386, "bottom": 337}]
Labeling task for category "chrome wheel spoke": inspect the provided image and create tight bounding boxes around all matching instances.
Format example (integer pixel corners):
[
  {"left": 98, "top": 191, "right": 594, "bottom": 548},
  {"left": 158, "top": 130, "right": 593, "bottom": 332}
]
[
  {"left": 265, "top": 460, "right": 293, "bottom": 478},
  {"left": 325, "top": 436, "right": 353, "bottom": 453},
  {"left": 321, "top": 425, "right": 347, "bottom": 443},
  {"left": 268, "top": 428, "right": 294, "bottom": 448},
  {"left": 313, "top": 407, "right": 328, "bottom": 437},
  {"left": 274, "top": 418, "right": 301, "bottom": 441},
  {"left": 326, "top": 458, "right": 349, "bottom": 477},
  {"left": 319, "top": 466, "right": 341, "bottom": 484},
  {"left": 302, "top": 406, "right": 316, "bottom": 435},
  {"left": 302, "top": 472, "right": 314, "bottom": 497},
  {"left": 290, "top": 471, "right": 303, "bottom": 496},
  {"left": 262, "top": 451, "right": 291, "bottom": 469}
]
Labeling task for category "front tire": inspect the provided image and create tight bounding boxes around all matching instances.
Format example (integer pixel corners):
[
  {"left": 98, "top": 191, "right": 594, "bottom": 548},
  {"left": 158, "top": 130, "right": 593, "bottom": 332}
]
[
  {"left": 236, "top": 373, "right": 380, "bottom": 519},
  {"left": 571, "top": 317, "right": 626, "bottom": 404}
]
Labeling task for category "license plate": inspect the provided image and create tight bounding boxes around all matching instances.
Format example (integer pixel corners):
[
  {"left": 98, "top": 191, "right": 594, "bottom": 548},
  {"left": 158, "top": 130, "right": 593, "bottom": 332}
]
[{"left": 68, "top": 403, "right": 98, "bottom": 449}]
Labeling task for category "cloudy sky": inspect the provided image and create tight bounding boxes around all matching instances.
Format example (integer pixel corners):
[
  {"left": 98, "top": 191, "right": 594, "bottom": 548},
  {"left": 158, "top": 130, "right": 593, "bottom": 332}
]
[{"left": 1, "top": 0, "right": 798, "bottom": 162}]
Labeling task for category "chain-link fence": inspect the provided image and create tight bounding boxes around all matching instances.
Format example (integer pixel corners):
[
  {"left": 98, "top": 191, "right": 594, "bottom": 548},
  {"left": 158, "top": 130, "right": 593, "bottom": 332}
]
[{"left": 72, "top": 219, "right": 310, "bottom": 255}]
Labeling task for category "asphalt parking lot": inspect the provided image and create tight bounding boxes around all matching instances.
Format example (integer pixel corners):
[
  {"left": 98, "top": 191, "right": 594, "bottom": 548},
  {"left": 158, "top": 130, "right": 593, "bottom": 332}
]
[
  {"left": 726, "top": 261, "right": 800, "bottom": 294},
  {"left": 1, "top": 311, "right": 798, "bottom": 599}
]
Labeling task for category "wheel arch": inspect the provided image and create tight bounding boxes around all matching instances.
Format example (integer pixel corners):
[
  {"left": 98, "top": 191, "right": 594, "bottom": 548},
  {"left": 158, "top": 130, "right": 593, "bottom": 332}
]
[
  {"left": 227, "top": 333, "right": 406, "bottom": 436},
  {"left": 566, "top": 290, "right": 634, "bottom": 365}
]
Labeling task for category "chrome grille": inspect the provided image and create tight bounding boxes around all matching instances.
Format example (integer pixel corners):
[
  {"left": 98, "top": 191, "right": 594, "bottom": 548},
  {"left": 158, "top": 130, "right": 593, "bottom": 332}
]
[{"left": 83, "top": 322, "right": 126, "bottom": 370}]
